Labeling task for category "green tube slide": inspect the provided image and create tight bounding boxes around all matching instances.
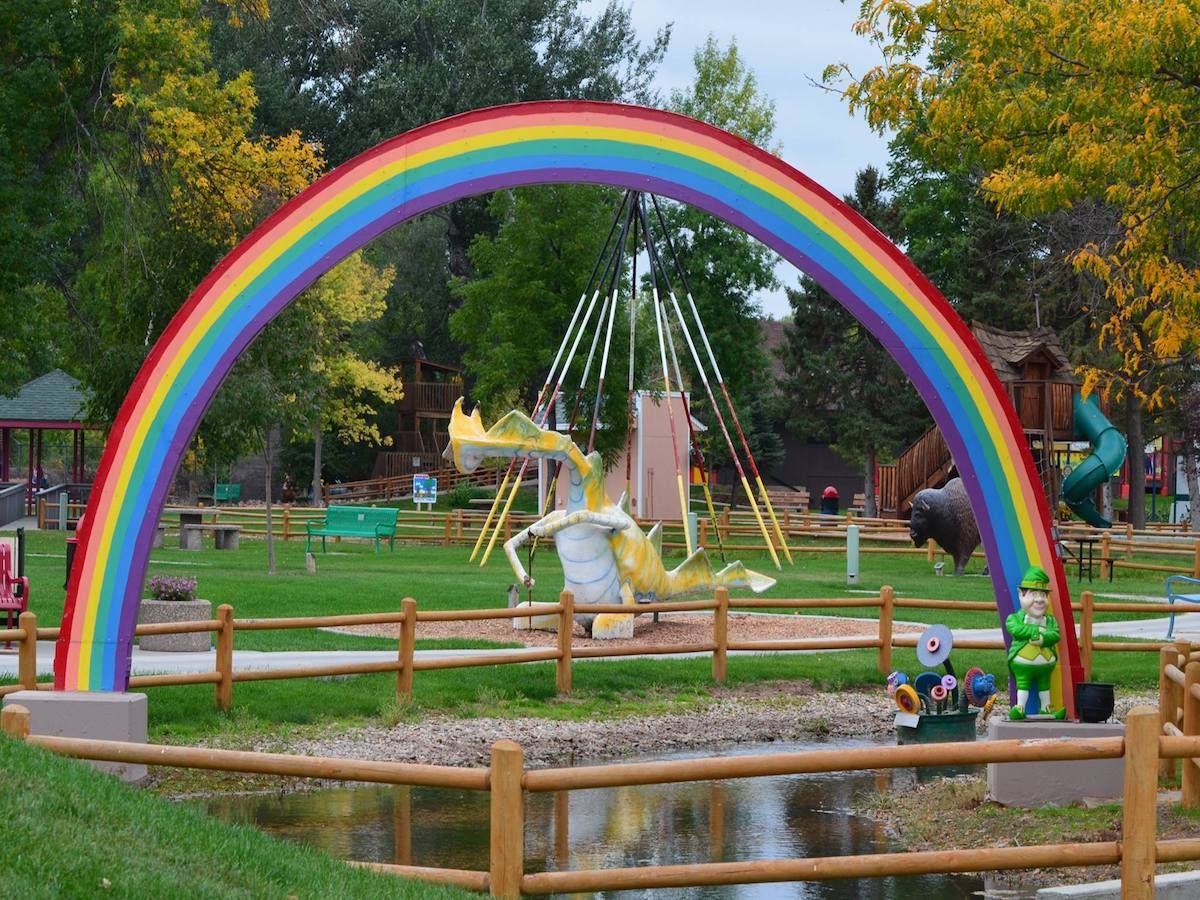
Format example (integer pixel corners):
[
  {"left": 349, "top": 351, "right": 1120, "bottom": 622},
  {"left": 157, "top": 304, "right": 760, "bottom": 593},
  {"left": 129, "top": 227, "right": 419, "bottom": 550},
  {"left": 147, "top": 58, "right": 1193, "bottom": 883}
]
[{"left": 1061, "top": 394, "right": 1127, "bottom": 528}]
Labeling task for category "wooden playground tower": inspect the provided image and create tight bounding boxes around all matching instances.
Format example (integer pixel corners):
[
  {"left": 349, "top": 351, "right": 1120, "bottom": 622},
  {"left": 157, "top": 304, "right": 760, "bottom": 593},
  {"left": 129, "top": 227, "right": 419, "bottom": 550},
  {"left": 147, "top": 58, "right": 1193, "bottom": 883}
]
[{"left": 877, "top": 323, "right": 1082, "bottom": 518}]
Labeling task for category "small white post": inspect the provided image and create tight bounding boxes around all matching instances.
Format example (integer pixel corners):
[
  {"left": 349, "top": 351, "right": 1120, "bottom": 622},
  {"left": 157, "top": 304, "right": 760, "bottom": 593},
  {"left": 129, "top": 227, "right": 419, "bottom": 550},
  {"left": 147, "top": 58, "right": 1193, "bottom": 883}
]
[{"left": 846, "top": 523, "right": 860, "bottom": 585}]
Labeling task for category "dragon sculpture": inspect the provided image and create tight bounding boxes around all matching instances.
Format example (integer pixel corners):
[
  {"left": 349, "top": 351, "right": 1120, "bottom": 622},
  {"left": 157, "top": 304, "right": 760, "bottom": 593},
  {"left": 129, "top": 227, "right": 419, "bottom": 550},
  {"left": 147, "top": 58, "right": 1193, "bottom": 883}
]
[{"left": 446, "top": 400, "right": 775, "bottom": 638}]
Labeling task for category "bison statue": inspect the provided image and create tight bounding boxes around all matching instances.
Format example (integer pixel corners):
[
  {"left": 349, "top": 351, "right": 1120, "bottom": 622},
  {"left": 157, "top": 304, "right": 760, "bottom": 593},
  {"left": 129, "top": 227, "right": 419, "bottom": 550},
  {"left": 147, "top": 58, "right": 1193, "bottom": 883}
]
[{"left": 909, "top": 477, "right": 981, "bottom": 576}]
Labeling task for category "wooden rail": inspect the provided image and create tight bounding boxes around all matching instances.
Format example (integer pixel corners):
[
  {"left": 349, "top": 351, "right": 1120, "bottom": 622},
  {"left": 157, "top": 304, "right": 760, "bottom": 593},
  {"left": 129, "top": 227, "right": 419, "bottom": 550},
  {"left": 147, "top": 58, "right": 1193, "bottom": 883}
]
[
  {"left": 5, "top": 587, "right": 1200, "bottom": 707},
  {"left": 2, "top": 703, "right": 1194, "bottom": 898}
]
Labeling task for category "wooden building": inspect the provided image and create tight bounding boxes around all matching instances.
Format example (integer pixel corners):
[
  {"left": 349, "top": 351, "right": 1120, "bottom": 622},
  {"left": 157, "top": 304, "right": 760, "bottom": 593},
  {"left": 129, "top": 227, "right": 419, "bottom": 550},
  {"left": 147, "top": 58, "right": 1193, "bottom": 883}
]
[{"left": 374, "top": 359, "right": 464, "bottom": 481}]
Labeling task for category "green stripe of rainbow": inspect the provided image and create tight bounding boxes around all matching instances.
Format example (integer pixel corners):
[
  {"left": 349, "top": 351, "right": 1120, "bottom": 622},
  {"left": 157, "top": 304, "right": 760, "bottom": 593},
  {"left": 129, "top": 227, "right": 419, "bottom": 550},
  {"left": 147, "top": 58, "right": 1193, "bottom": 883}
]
[{"left": 54, "top": 102, "right": 1080, "bottom": 711}]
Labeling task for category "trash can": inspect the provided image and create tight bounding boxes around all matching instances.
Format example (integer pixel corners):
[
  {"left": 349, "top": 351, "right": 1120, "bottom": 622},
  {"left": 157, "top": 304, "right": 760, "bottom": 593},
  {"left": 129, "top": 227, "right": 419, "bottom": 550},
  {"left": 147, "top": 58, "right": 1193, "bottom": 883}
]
[{"left": 820, "top": 485, "right": 839, "bottom": 516}]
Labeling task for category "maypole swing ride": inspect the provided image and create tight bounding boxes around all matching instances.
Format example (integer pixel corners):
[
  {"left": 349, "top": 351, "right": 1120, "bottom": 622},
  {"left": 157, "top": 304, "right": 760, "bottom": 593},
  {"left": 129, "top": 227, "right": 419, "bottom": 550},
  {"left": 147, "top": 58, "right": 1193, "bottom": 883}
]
[{"left": 456, "top": 190, "right": 790, "bottom": 627}]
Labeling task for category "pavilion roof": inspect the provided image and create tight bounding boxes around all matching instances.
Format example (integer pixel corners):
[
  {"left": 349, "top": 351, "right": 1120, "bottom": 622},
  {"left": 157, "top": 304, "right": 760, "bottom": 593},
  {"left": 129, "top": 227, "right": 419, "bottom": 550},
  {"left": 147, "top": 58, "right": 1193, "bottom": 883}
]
[{"left": 0, "top": 370, "right": 90, "bottom": 426}]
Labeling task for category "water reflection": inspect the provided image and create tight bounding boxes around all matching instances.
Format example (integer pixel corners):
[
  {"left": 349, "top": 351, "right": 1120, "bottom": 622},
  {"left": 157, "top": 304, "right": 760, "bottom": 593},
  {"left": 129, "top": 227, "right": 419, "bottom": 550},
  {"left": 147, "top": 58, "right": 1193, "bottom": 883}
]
[{"left": 199, "top": 740, "right": 985, "bottom": 898}]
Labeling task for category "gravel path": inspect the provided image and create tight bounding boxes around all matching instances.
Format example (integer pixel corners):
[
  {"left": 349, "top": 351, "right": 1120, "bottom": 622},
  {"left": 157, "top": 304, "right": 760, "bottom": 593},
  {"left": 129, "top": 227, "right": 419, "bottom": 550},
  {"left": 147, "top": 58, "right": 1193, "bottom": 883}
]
[{"left": 277, "top": 683, "right": 902, "bottom": 769}]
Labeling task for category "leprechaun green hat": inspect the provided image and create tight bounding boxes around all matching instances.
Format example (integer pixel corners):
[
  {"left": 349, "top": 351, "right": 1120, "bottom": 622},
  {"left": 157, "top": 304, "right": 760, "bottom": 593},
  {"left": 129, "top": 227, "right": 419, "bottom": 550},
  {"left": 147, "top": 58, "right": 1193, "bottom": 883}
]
[{"left": 1019, "top": 565, "right": 1050, "bottom": 591}]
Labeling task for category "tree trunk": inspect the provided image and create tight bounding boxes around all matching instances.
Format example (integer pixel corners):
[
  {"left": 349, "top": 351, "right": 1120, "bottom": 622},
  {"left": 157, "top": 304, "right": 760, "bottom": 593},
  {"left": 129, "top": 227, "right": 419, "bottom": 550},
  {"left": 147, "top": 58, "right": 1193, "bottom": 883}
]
[
  {"left": 864, "top": 444, "right": 878, "bottom": 518},
  {"left": 1125, "top": 401, "right": 1146, "bottom": 529},
  {"left": 311, "top": 423, "right": 324, "bottom": 508},
  {"left": 264, "top": 429, "right": 276, "bottom": 576},
  {"left": 1186, "top": 440, "right": 1200, "bottom": 531},
  {"left": 1101, "top": 480, "right": 1114, "bottom": 524}
]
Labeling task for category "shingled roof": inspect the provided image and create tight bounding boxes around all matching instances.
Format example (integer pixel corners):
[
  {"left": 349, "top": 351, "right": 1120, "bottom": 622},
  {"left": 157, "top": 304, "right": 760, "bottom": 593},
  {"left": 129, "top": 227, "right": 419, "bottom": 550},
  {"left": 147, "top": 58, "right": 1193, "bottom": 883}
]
[
  {"left": 970, "top": 322, "right": 1078, "bottom": 385},
  {"left": 0, "top": 370, "right": 89, "bottom": 424}
]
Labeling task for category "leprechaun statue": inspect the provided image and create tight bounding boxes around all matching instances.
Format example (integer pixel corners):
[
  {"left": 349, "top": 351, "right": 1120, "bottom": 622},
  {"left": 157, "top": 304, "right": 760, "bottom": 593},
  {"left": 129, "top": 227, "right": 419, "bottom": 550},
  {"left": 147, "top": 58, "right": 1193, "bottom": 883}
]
[{"left": 1005, "top": 565, "right": 1067, "bottom": 720}]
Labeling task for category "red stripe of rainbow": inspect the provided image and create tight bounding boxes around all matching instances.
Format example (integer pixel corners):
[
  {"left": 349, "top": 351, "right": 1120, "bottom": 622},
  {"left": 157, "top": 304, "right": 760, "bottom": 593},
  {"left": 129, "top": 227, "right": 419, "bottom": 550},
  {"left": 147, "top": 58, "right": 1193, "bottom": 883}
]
[{"left": 54, "top": 101, "right": 1080, "bottom": 711}]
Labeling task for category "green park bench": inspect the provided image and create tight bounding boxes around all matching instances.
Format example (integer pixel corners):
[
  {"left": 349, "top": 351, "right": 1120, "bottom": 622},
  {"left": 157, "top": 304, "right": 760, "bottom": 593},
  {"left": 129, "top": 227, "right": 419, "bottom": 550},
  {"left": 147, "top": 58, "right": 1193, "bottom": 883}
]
[
  {"left": 305, "top": 505, "right": 399, "bottom": 555},
  {"left": 198, "top": 483, "right": 241, "bottom": 506}
]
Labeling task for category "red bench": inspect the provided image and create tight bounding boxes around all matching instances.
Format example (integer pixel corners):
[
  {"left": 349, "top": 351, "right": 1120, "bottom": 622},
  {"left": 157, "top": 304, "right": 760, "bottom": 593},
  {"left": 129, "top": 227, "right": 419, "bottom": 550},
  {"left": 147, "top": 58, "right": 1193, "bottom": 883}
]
[{"left": 1, "top": 543, "right": 29, "bottom": 648}]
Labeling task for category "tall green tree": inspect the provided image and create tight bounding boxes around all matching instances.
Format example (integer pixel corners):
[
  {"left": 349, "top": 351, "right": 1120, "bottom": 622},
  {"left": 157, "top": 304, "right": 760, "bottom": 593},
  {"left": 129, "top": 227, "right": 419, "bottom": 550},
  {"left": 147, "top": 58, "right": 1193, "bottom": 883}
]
[
  {"left": 450, "top": 185, "right": 647, "bottom": 462},
  {"left": 1, "top": 1, "right": 322, "bottom": 419},
  {"left": 211, "top": 0, "right": 670, "bottom": 363},
  {"left": 659, "top": 35, "right": 784, "bottom": 476},
  {"left": 777, "top": 167, "right": 928, "bottom": 514}
]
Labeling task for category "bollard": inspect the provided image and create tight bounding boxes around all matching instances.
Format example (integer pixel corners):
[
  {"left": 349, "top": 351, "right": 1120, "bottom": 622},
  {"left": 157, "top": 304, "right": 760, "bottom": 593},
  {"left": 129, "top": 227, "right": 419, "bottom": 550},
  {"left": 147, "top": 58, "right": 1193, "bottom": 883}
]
[
  {"left": 846, "top": 524, "right": 859, "bottom": 585},
  {"left": 58, "top": 492, "right": 69, "bottom": 531}
]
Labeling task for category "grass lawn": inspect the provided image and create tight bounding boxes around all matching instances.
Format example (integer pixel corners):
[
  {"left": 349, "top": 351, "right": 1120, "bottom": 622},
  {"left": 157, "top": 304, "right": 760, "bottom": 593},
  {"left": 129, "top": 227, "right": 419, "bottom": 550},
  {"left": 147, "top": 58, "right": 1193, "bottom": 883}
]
[
  {"left": 0, "top": 735, "right": 468, "bottom": 899},
  {"left": 2, "top": 524, "right": 1181, "bottom": 741}
]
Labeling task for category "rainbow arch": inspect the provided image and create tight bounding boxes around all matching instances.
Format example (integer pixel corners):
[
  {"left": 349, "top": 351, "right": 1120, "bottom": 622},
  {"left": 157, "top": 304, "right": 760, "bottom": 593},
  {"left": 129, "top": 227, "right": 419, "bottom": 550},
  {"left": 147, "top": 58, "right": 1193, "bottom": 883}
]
[{"left": 54, "top": 101, "right": 1081, "bottom": 712}]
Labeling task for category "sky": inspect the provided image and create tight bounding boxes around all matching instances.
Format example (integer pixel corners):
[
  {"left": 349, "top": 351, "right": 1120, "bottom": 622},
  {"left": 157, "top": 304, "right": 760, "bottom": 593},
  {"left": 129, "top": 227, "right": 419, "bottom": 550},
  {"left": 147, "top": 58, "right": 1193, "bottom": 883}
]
[{"left": 585, "top": 0, "right": 893, "bottom": 319}]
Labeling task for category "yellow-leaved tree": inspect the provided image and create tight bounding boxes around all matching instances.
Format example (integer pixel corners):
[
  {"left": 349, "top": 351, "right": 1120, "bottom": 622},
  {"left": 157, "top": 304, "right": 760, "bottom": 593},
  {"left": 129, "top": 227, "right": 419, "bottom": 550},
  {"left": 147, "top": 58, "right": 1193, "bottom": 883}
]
[{"left": 829, "top": 0, "right": 1200, "bottom": 526}]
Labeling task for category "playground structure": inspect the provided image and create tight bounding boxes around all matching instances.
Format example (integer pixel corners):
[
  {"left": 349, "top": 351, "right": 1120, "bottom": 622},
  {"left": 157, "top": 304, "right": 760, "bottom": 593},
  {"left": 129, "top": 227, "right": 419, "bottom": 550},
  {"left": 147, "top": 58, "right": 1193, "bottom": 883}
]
[
  {"left": 51, "top": 101, "right": 1082, "bottom": 718},
  {"left": 877, "top": 323, "right": 1127, "bottom": 531},
  {"left": 446, "top": 400, "right": 774, "bottom": 637}
]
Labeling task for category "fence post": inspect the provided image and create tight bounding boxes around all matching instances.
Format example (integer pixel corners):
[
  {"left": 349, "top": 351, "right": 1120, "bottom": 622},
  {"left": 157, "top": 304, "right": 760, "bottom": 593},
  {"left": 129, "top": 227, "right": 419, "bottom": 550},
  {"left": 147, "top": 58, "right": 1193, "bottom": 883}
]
[
  {"left": 1, "top": 703, "right": 30, "bottom": 740},
  {"left": 215, "top": 604, "right": 234, "bottom": 711},
  {"left": 283, "top": 508, "right": 291, "bottom": 542},
  {"left": 557, "top": 591, "right": 573, "bottom": 695},
  {"left": 1161, "top": 646, "right": 1177, "bottom": 779},
  {"left": 1184, "top": 662, "right": 1200, "bottom": 808},
  {"left": 1120, "top": 706, "right": 1159, "bottom": 898},
  {"left": 1125, "top": 522, "right": 1134, "bottom": 559},
  {"left": 398, "top": 597, "right": 417, "bottom": 698},
  {"left": 878, "top": 586, "right": 894, "bottom": 675},
  {"left": 1079, "top": 591, "right": 1094, "bottom": 681},
  {"left": 927, "top": 541, "right": 936, "bottom": 563},
  {"left": 456, "top": 508, "right": 464, "bottom": 541},
  {"left": 489, "top": 739, "right": 525, "bottom": 898},
  {"left": 712, "top": 586, "right": 728, "bottom": 684},
  {"left": 699, "top": 518, "right": 708, "bottom": 550},
  {"left": 17, "top": 611, "right": 37, "bottom": 691},
  {"left": 1193, "top": 539, "right": 1200, "bottom": 579},
  {"left": 444, "top": 512, "right": 453, "bottom": 546},
  {"left": 1100, "top": 532, "right": 1111, "bottom": 579}
]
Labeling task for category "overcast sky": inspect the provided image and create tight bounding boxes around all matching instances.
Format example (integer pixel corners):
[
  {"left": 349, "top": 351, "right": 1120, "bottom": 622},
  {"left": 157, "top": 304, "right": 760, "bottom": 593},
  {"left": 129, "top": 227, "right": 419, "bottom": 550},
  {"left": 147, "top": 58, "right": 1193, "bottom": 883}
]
[{"left": 586, "top": 0, "right": 893, "bottom": 318}]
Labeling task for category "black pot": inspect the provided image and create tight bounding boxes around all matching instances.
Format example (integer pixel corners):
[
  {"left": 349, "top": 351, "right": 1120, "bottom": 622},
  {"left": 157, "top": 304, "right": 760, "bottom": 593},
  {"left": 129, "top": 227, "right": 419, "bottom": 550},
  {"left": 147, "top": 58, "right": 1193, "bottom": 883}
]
[{"left": 1075, "top": 682, "right": 1115, "bottom": 723}]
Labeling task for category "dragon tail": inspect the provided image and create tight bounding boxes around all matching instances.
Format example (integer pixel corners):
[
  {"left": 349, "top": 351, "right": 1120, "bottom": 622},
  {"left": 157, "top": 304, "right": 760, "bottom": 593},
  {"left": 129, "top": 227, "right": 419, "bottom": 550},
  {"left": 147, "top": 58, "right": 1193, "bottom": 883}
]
[{"left": 715, "top": 561, "right": 776, "bottom": 594}]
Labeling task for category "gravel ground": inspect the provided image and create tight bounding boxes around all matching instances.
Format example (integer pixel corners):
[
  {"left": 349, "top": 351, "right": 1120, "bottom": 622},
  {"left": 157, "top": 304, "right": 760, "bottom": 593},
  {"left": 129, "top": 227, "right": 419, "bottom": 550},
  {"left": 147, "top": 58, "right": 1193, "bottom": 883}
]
[
  {"left": 333, "top": 609, "right": 925, "bottom": 649},
  {"left": 277, "top": 682, "right": 903, "bottom": 769}
]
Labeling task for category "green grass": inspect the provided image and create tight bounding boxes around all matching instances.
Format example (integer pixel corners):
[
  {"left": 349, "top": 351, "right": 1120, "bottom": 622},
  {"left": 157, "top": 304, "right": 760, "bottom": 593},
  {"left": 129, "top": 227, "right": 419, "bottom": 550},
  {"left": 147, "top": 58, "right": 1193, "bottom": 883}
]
[{"left": 0, "top": 735, "right": 469, "bottom": 899}]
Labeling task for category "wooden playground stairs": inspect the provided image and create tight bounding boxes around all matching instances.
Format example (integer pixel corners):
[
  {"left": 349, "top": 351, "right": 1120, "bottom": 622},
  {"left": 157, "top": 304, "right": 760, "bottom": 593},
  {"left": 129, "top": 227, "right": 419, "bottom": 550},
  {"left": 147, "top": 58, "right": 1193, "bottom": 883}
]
[{"left": 877, "top": 425, "right": 953, "bottom": 519}]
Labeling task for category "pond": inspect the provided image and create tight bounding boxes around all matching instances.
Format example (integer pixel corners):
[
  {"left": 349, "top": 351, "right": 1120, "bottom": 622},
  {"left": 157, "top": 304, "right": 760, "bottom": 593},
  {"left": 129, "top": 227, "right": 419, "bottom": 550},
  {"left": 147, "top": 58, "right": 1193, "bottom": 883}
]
[{"left": 198, "top": 739, "right": 996, "bottom": 898}]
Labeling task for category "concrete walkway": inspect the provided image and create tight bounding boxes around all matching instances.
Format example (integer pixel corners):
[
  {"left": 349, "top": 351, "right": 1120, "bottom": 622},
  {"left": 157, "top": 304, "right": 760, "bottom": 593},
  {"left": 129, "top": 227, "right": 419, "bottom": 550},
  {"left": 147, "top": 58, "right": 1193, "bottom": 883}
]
[{"left": 2, "top": 610, "right": 1192, "bottom": 680}]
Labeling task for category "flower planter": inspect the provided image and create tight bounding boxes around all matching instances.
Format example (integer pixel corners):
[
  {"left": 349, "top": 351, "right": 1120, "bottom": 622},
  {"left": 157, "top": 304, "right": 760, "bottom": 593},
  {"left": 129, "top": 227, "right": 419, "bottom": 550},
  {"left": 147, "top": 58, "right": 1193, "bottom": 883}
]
[{"left": 137, "top": 598, "right": 213, "bottom": 652}]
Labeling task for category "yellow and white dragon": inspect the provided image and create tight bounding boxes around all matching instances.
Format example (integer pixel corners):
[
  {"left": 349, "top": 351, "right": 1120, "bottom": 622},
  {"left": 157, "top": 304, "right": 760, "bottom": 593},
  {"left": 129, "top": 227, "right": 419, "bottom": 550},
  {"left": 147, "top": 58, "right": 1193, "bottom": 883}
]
[{"left": 446, "top": 400, "right": 775, "bottom": 637}]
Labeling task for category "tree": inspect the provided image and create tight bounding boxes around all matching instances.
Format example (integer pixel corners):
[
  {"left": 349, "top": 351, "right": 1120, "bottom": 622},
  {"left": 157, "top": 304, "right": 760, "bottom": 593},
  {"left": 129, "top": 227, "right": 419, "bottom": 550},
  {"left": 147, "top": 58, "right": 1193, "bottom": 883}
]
[
  {"left": 660, "top": 35, "right": 784, "bottom": 476},
  {"left": 832, "top": 0, "right": 1200, "bottom": 526},
  {"left": 449, "top": 185, "right": 645, "bottom": 461},
  {"left": 210, "top": 0, "right": 670, "bottom": 362},
  {"left": 204, "top": 250, "right": 401, "bottom": 568},
  {"left": 777, "top": 167, "right": 928, "bottom": 514},
  {"left": 1, "top": 1, "right": 322, "bottom": 420}
]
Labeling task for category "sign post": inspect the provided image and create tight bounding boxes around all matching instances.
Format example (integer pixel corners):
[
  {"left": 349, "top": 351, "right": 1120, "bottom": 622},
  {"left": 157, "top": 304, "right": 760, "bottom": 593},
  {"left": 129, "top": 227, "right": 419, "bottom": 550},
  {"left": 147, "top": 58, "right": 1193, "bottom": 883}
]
[{"left": 413, "top": 474, "right": 438, "bottom": 512}]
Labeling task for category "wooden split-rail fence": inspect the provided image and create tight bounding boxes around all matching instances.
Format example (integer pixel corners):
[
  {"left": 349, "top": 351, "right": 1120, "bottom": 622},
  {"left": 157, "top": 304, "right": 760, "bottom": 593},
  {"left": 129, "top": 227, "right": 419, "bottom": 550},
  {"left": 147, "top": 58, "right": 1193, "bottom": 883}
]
[
  {"left": 150, "top": 505, "right": 1200, "bottom": 580},
  {"left": 2, "top": 699, "right": 1198, "bottom": 897},
  {"left": 2, "top": 587, "right": 1197, "bottom": 710}
]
